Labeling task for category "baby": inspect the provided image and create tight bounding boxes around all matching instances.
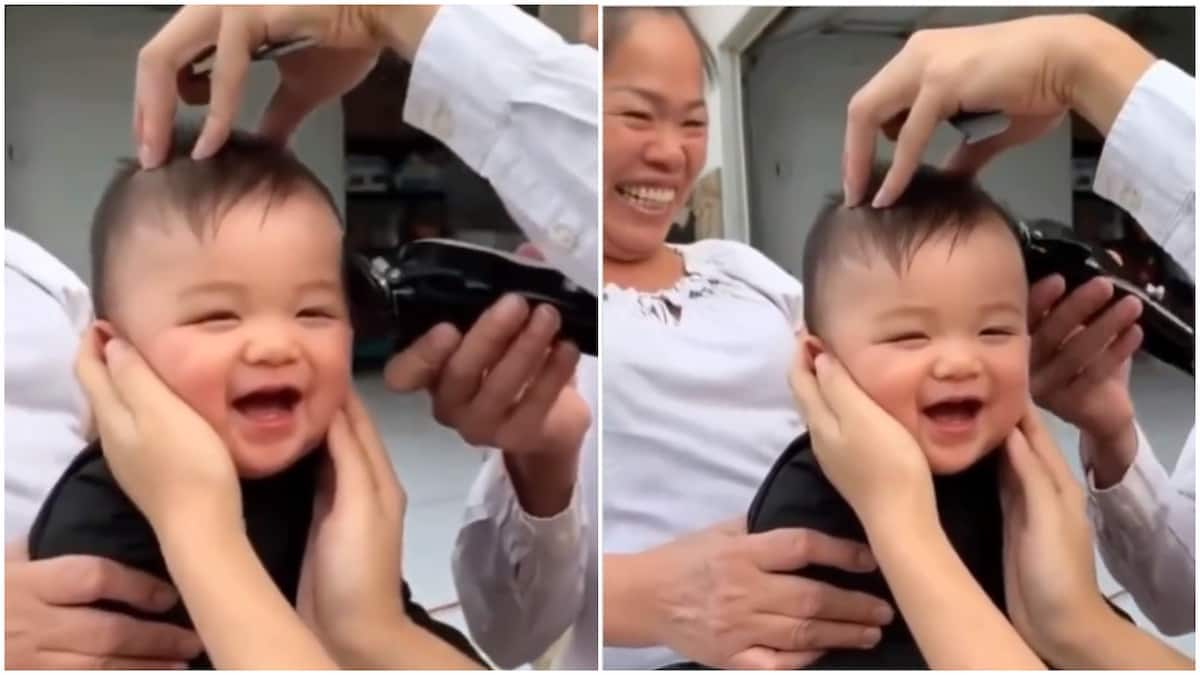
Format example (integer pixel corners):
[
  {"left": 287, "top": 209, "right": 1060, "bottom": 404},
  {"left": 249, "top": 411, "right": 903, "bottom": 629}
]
[
  {"left": 28, "top": 127, "right": 481, "bottom": 667},
  {"left": 743, "top": 165, "right": 1128, "bottom": 669}
]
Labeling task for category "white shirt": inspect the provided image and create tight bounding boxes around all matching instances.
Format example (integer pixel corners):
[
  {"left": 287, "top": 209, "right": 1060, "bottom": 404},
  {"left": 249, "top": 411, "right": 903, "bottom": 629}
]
[
  {"left": 4, "top": 230, "right": 93, "bottom": 539},
  {"left": 602, "top": 240, "right": 805, "bottom": 669},
  {"left": 1087, "top": 59, "right": 1196, "bottom": 636},
  {"left": 403, "top": 6, "right": 600, "bottom": 668},
  {"left": 403, "top": 4, "right": 598, "bottom": 296}
]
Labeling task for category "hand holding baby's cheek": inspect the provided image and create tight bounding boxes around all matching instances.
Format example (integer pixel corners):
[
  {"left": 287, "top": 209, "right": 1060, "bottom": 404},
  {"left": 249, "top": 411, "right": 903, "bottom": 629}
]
[
  {"left": 75, "top": 328, "right": 240, "bottom": 537},
  {"left": 793, "top": 347, "right": 935, "bottom": 532}
]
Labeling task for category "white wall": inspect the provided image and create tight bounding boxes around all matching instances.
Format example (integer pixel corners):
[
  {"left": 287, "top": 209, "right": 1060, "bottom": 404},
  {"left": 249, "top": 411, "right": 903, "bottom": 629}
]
[{"left": 5, "top": 6, "right": 345, "bottom": 283}]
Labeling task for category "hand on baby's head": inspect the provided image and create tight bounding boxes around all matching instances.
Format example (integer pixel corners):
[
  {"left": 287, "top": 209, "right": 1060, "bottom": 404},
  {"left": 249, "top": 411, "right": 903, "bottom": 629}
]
[
  {"left": 801, "top": 164, "right": 1031, "bottom": 475},
  {"left": 90, "top": 126, "right": 353, "bottom": 478}
]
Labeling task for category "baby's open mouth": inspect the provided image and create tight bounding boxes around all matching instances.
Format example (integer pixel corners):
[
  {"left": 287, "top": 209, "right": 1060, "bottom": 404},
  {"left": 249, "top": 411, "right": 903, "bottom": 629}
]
[
  {"left": 922, "top": 397, "right": 983, "bottom": 425},
  {"left": 233, "top": 386, "right": 301, "bottom": 422}
]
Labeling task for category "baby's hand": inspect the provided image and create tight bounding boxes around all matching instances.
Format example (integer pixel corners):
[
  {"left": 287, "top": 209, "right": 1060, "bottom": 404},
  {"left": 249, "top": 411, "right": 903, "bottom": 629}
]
[
  {"left": 788, "top": 336, "right": 936, "bottom": 533},
  {"left": 74, "top": 325, "right": 240, "bottom": 537}
]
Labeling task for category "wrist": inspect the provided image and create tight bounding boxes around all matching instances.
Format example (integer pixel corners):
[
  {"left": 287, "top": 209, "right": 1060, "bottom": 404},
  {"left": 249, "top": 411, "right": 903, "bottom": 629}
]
[
  {"left": 603, "top": 552, "right": 668, "bottom": 648},
  {"left": 326, "top": 605, "right": 414, "bottom": 668},
  {"left": 1081, "top": 420, "right": 1138, "bottom": 489},
  {"left": 369, "top": 5, "right": 440, "bottom": 61},
  {"left": 503, "top": 443, "right": 580, "bottom": 517},
  {"left": 1059, "top": 14, "right": 1155, "bottom": 134},
  {"left": 1039, "top": 596, "right": 1123, "bottom": 668}
]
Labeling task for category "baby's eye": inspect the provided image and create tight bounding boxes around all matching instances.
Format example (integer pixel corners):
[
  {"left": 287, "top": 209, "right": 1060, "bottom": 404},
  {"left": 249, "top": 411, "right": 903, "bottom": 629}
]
[
  {"left": 187, "top": 310, "right": 238, "bottom": 325},
  {"left": 981, "top": 327, "right": 1017, "bottom": 337},
  {"left": 298, "top": 307, "right": 338, "bottom": 320},
  {"left": 885, "top": 332, "right": 928, "bottom": 344}
]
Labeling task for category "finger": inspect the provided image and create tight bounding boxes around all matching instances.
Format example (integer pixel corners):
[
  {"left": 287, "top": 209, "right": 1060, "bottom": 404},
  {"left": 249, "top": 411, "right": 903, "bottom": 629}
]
[
  {"left": 382, "top": 323, "right": 462, "bottom": 392},
  {"left": 466, "top": 304, "right": 561, "bottom": 434},
  {"left": 943, "top": 114, "right": 1065, "bottom": 176},
  {"left": 101, "top": 339, "right": 179, "bottom": 420},
  {"left": 748, "top": 527, "right": 876, "bottom": 574},
  {"left": 874, "top": 84, "right": 952, "bottom": 207},
  {"left": 499, "top": 341, "right": 583, "bottom": 449},
  {"left": 812, "top": 353, "right": 882, "bottom": 429},
  {"left": 758, "top": 574, "right": 894, "bottom": 627},
  {"left": 44, "top": 607, "right": 202, "bottom": 661},
  {"left": 435, "top": 295, "right": 531, "bottom": 413},
  {"left": 1016, "top": 403, "right": 1081, "bottom": 496},
  {"left": 1027, "top": 275, "right": 1067, "bottom": 330},
  {"left": 258, "top": 80, "right": 318, "bottom": 144},
  {"left": 788, "top": 337, "right": 837, "bottom": 434},
  {"left": 843, "top": 57, "right": 916, "bottom": 206},
  {"left": 341, "top": 390, "right": 403, "bottom": 512},
  {"left": 326, "top": 409, "right": 378, "bottom": 500},
  {"left": 726, "top": 646, "right": 824, "bottom": 670},
  {"left": 1074, "top": 324, "right": 1142, "bottom": 387},
  {"left": 1029, "top": 277, "right": 1114, "bottom": 368},
  {"left": 1032, "top": 294, "right": 1141, "bottom": 390},
  {"left": 134, "top": 5, "right": 221, "bottom": 167},
  {"left": 39, "top": 651, "right": 190, "bottom": 670},
  {"left": 754, "top": 613, "right": 884, "bottom": 653},
  {"left": 35, "top": 555, "right": 180, "bottom": 612},
  {"left": 1002, "top": 425, "right": 1058, "bottom": 509},
  {"left": 194, "top": 8, "right": 263, "bottom": 160},
  {"left": 74, "top": 328, "right": 137, "bottom": 442}
]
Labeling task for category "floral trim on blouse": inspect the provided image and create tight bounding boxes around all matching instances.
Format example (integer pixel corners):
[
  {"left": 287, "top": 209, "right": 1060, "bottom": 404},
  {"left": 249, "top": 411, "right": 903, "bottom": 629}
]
[{"left": 603, "top": 245, "right": 763, "bottom": 327}]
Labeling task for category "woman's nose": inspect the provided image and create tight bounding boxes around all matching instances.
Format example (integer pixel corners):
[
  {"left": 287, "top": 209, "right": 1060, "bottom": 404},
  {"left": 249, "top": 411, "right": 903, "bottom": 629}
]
[{"left": 642, "top": 127, "right": 687, "bottom": 174}]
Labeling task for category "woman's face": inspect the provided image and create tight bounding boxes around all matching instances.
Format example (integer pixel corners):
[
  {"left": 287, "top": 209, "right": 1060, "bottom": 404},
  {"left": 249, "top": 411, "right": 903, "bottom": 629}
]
[{"left": 603, "top": 12, "right": 709, "bottom": 261}]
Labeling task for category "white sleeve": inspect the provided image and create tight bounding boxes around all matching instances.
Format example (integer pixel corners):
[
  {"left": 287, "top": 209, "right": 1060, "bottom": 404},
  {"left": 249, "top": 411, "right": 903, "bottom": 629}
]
[
  {"left": 1093, "top": 60, "right": 1195, "bottom": 281},
  {"left": 403, "top": 5, "right": 598, "bottom": 294},
  {"left": 451, "top": 455, "right": 588, "bottom": 668},
  {"left": 4, "top": 231, "right": 94, "bottom": 539},
  {"left": 1087, "top": 424, "right": 1196, "bottom": 635}
]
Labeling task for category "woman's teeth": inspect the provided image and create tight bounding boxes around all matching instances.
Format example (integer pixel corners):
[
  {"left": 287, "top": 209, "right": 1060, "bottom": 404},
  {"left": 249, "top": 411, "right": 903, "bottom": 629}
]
[{"left": 617, "top": 184, "right": 676, "bottom": 213}]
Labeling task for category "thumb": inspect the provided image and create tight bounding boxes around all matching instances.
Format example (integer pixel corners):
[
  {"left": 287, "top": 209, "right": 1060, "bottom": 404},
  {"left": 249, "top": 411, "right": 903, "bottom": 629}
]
[
  {"left": 258, "top": 83, "right": 317, "bottom": 144},
  {"left": 942, "top": 113, "right": 1065, "bottom": 176},
  {"left": 382, "top": 323, "right": 462, "bottom": 392}
]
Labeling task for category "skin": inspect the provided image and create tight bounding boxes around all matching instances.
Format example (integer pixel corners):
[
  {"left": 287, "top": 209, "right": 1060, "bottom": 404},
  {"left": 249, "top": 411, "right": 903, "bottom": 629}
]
[
  {"left": 814, "top": 217, "right": 1030, "bottom": 474},
  {"left": 602, "top": 10, "right": 707, "bottom": 287},
  {"left": 98, "top": 186, "right": 352, "bottom": 478}
]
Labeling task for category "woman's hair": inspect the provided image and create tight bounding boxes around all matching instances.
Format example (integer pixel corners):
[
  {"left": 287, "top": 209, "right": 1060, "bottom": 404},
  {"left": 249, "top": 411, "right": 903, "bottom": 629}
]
[{"left": 603, "top": 7, "right": 716, "bottom": 82}]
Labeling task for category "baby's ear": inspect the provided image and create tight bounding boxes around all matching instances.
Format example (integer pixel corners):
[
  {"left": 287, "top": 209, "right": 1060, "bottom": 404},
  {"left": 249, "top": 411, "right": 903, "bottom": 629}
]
[
  {"left": 92, "top": 319, "right": 117, "bottom": 344},
  {"left": 797, "top": 333, "right": 826, "bottom": 370}
]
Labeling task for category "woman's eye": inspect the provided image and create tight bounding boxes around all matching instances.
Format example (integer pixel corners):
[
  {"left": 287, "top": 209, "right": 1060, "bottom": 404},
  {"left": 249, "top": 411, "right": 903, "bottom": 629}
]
[
  {"left": 621, "top": 110, "right": 652, "bottom": 123},
  {"left": 682, "top": 119, "right": 708, "bottom": 128}
]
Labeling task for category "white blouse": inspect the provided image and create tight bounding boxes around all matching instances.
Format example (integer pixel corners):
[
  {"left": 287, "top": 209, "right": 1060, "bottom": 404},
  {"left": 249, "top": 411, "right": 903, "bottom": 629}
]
[{"left": 602, "top": 239, "right": 806, "bottom": 669}]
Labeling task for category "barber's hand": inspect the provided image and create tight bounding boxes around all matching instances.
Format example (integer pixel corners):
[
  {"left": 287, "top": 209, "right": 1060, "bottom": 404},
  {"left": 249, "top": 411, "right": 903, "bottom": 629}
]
[
  {"left": 6, "top": 549, "right": 202, "bottom": 669},
  {"left": 297, "top": 391, "right": 408, "bottom": 664},
  {"left": 134, "top": 5, "right": 438, "bottom": 167},
  {"left": 643, "top": 519, "right": 892, "bottom": 669},
  {"left": 999, "top": 403, "right": 1110, "bottom": 661},
  {"left": 844, "top": 14, "right": 1154, "bottom": 207},
  {"left": 1028, "top": 275, "right": 1142, "bottom": 485},
  {"left": 384, "top": 295, "right": 590, "bottom": 460},
  {"left": 74, "top": 326, "right": 241, "bottom": 537},
  {"left": 788, "top": 339, "right": 936, "bottom": 530}
]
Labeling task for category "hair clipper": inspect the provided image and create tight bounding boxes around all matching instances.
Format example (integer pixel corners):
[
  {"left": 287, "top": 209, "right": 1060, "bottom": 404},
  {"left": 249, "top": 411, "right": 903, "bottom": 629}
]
[
  {"left": 346, "top": 239, "right": 598, "bottom": 356},
  {"left": 1019, "top": 219, "right": 1194, "bottom": 376}
]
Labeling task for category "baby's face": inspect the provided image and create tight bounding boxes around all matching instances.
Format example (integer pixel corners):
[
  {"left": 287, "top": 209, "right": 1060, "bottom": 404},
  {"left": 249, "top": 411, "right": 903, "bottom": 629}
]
[
  {"left": 104, "top": 188, "right": 352, "bottom": 478},
  {"left": 820, "top": 217, "right": 1030, "bottom": 474}
]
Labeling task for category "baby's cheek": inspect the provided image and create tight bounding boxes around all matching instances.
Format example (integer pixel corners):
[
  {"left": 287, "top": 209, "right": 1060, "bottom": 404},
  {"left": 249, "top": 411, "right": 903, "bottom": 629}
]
[
  {"left": 306, "top": 328, "right": 353, "bottom": 427},
  {"left": 841, "top": 348, "right": 924, "bottom": 435},
  {"left": 988, "top": 341, "right": 1031, "bottom": 434},
  {"left": 139, "top": 332, "right": 232, "bottom": 429}
]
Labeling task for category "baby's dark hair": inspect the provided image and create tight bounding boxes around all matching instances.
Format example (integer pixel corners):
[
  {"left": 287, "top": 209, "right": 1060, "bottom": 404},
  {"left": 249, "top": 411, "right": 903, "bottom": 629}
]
[
  {"left": 802, "top": 164, "right": 1023, "bottom": 336},
  {"left": 89, "top": 125, "right": 340, "bottom": 319},
  {"left": 604, "top": 6, "right": 716, "bottom": 82}
]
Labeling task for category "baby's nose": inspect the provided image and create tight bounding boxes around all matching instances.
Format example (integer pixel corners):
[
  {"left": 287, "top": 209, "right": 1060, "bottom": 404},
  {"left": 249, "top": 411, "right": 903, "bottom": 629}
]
[
  {"left": 244, "top": 329, "right": 300, "bottom": 366},
  {"left": 932, "top": 343, "right": 983, "bottom": 380}
]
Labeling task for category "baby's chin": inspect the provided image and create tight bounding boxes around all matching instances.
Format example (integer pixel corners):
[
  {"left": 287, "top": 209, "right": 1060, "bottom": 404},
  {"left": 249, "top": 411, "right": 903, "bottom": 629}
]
[
  {"left": 227, "top": 435, "right": 322, "bottom": 479},
  {"left": 918, "top": 427, "right": 1009, "bottom": 476}
]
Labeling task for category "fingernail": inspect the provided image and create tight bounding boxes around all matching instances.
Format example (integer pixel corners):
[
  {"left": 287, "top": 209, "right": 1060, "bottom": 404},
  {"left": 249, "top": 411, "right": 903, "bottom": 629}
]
[
  {"left": 842, "top": 180, "right": 853, "bottom": 206},
  {"left": 874, "top": 605, "right": 895, "bottom": 624},
  {"left": 498, "top": 293, "right": 525, "bottom": 317},
  {"left": 138, "top": 143, "right": 154, "bottom": 168},
  {"left": 533, "top": 304, "right": 560, "bottom": 333},
  {"left": 862, "top": 627, "right": 882, "bottom": 646},
  {"left": 871, "top": 189, "right": 889, "bottom": 209}
]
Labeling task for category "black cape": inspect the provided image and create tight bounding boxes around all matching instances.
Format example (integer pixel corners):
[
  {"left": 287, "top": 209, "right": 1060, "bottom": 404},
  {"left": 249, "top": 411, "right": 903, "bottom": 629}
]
[{"left": 28, "top": 442, "right": 485, "bottom": 669}]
